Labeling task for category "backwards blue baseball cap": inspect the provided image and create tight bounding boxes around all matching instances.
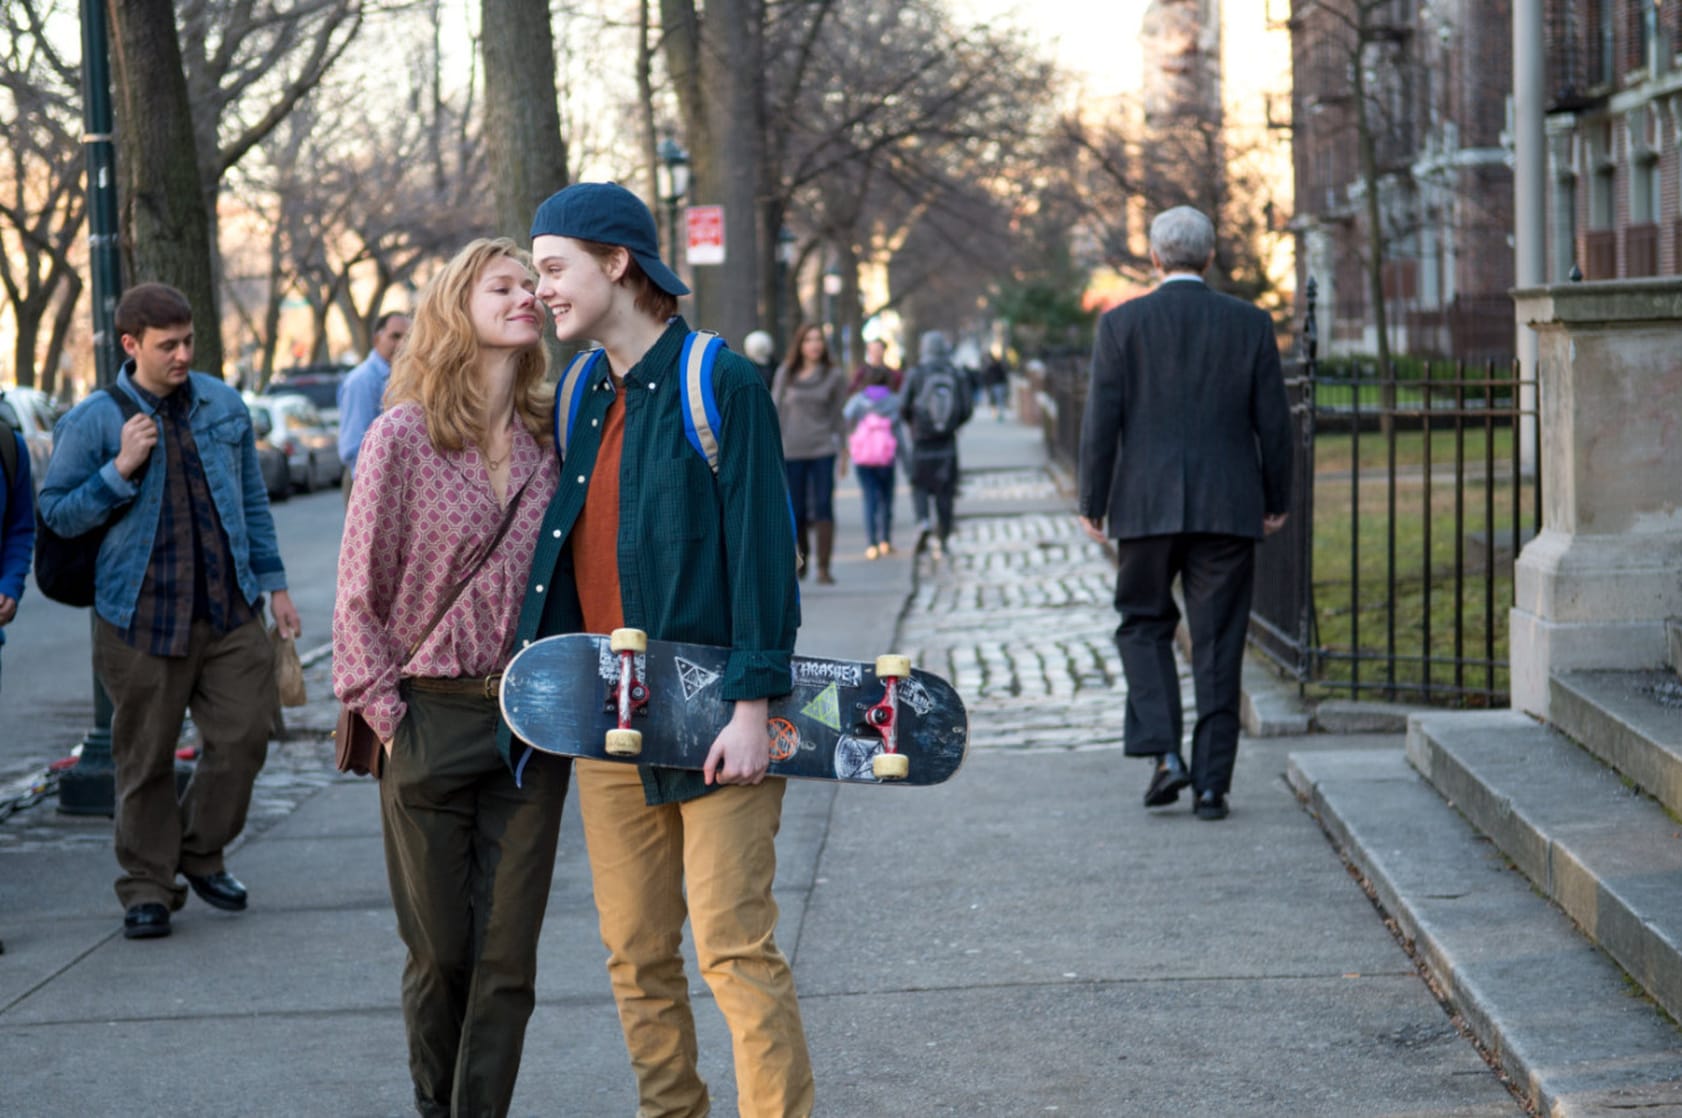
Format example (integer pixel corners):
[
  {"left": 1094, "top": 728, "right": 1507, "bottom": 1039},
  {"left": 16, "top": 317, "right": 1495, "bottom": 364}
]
[{"left": 530, "top": 182, "right": 690, "bottom": 297}]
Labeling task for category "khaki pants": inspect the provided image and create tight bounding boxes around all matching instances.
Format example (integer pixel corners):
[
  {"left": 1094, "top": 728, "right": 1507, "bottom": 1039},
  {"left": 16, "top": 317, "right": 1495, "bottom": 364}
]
[
  {"left": 575, "top": 759, "right": 814, "bottom": 1118},
  {"left": 380, "top": 681, "right": 570, "bottom": 1118},
  {"left": 93, "top": 616, "right": 274, "bottom": 910}
]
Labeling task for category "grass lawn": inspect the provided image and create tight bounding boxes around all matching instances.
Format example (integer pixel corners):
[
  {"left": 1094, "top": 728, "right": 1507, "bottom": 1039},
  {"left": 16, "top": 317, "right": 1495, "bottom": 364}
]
[
  {"left": 1300, "top": 447, "right": 1536, "bottom": 705},
  {"left": 1312, "top": 424, "right": 1518, "bottom": 477}
]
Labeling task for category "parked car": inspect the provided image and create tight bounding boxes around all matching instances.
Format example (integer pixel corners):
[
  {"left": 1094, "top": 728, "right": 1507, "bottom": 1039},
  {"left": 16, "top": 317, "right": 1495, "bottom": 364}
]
[
  {"left": 246, "top": 403, "right": 291, "bottom": 503},
  {"left": 245, "top": 394, "right": 343, "bottom": 494},
  {"left": 265, "top": 364, "right": 351, "bottom": 427},
  {"left": 0, "top": 385, "right": 61, "bottom": 496}
]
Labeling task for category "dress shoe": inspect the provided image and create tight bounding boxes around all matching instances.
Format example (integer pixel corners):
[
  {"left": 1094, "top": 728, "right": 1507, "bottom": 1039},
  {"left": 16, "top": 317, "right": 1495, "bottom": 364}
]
[
  {"left": 123, "top": 903, "right": 172, "bottom": 940},
  {"left": 185, "top": 870, "right": 248, "bottom": 912},
  {"left": 1194, "top": 790, "right": 1230, "bottom": 821},
  {"left": 1143, "top": 753, "right": 1192, "bottom": 807}
]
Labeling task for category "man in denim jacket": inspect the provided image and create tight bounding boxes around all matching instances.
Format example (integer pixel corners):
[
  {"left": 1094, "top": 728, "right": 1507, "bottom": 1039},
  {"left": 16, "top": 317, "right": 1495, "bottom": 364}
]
[{"left": 39, "top": 283, "right": 301, "bottom": 941}]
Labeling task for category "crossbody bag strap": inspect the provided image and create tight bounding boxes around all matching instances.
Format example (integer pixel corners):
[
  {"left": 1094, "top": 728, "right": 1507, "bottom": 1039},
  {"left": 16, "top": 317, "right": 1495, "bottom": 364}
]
[{"left": 403, "top": 470, "right": 536, "bottom": 662}]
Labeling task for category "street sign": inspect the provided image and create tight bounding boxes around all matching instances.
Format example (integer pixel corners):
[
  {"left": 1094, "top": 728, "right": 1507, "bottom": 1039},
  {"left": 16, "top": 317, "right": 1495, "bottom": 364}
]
[{"left": 686, "top": 205, "right": 725, "bottom": 266}]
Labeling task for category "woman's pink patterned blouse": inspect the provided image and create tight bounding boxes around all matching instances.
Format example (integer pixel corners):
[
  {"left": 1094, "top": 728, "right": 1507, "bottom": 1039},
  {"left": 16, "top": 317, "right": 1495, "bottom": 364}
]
[{"left": 332, "top": 402, "right": 558, "bottom": 742}]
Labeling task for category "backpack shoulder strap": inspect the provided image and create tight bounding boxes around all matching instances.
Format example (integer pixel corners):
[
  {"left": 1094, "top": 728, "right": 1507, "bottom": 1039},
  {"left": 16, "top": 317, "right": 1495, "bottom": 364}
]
[
  {"left": 552, "top": 348, "right": 604, "bottom": 461},
  {"left": 0, "top": 413, "right": 16, "bottom": 490},
  {"left": 678, "top": 330, "right": 726, "bottom": 475}
]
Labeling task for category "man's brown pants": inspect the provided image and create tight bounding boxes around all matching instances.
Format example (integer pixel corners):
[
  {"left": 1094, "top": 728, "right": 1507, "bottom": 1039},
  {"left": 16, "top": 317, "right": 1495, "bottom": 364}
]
[{"left": 93, "top": 616, "right": 275, "bottom": 910}]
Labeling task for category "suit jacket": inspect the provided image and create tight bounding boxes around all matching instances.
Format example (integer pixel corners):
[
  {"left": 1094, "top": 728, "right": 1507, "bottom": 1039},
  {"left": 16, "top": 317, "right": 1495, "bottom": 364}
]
[{"left": 1078, "top": 278, "right": 1293, "bottom": 540}]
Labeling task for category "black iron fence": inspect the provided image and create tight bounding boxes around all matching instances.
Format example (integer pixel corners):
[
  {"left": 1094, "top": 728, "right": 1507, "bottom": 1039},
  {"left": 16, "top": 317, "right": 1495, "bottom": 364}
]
[{"left": 1039, "top": 284, "right": 1542, "bottom": 707}]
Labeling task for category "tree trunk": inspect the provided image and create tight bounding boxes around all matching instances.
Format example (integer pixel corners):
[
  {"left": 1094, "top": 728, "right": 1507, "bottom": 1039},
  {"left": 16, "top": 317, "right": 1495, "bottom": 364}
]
[
  {"left": 663, "top": 0, "right": 770, "bottom": 343},
  {"left": 108, "top": 0, "right": 224, "bottom": 377},
  {"left": 705, "top": 0, "right": 764, "bottom": 346},
  {"left": 42, "top": 270, "right": 83, "bottom": 398},
  {"left": 637, "top": 0, "right": 661, "bottom": 223},
  {"left": 11, "top": 303, "right": 42, "bottom": 390},
  {"left": 1351, "top": 32, "right": 1393, "bottom": 382},
  {"left": 481, "top": 0, "right": 570, "bottom": 243}
]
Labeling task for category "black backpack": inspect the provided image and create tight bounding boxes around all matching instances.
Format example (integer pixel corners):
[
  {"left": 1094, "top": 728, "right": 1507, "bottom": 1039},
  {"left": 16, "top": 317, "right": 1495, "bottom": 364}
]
[
  {"left": 0, "top": 410, "right": 16, "bottom": 491},
  {"left": 910, "top": 363, "right": 969, "bottom": 440},
  {"left": 35, "top": 386, "right": 146, "bottom": 608}
]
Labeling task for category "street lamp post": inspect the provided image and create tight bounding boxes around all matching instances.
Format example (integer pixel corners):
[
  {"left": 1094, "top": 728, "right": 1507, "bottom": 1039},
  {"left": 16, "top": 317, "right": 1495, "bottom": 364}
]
[
  {"left": 59, "top": 0, "right": 124, "bottom": 816},
  {"left": 822, "top": 265, "right": 842, "bottom": 353},
  {"left": 656, "top": 137, "right": 690, "bottom": 270}
]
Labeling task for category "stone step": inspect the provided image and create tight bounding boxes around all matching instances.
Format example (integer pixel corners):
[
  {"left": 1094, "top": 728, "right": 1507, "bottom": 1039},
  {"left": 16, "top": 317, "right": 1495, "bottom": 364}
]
[
  {"left": 1551, "top": 670, "right": 1682, "bottom": 817},
  {"left": 1288, "top": 748, "right": 1682, "bottom": 1116},
  {"left": 1407, "top": 709, "right": 1682, "bottom": 1030}
]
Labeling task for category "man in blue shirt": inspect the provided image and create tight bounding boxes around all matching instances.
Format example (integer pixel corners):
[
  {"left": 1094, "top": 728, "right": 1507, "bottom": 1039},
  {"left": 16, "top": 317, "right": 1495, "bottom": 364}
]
[
  {"left": 0, "top": 401, "right": 34, "bottom": 695},
  {"left": 39, "top": 283, "right": 301, "bottom": 941},
  {"left": 336, "top": 311, "right": 409, "bottom": 495}
]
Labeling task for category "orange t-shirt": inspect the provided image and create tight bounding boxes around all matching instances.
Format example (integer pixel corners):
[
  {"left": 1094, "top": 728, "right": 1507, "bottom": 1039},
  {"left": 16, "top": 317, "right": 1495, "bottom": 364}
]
[{"left": 572, "top": 384, "right": 625, "bottom": 634}]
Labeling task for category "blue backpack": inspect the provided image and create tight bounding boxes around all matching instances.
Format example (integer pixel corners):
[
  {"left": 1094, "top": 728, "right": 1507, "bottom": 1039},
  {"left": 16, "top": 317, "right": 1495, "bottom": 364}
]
[
  {"left": 551, "top": 330, "right": 803, "bottom": 575},
  {"left": 553, "top": 330, "right": 727, "bottom": 472}
]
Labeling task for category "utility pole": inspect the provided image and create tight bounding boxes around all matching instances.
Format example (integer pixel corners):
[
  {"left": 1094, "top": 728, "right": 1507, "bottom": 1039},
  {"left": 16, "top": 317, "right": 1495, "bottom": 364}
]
[{"left": 59, "top": 0, "right": 124, "bottom": 815}]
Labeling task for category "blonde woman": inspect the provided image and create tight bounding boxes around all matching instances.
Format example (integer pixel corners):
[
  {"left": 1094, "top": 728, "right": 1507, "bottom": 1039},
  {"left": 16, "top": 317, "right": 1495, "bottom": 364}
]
[{"left": 332, "top": 238, "right": 563, "bottom": 1117}]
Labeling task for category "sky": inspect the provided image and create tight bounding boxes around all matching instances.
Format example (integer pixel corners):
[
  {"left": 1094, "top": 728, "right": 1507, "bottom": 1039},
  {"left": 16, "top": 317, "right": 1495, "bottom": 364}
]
[{"left": 953, "top": 0, "right": 1155, "bottom": 99}]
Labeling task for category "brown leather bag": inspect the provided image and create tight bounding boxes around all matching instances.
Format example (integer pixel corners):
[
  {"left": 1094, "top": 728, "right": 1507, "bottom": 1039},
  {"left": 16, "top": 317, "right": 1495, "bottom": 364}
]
[
  {"left": 334, "top": 705, "right": 384, "bottom": 777},
  {"left": 334, "top": 475, "right": 534, "bottom": 779}
]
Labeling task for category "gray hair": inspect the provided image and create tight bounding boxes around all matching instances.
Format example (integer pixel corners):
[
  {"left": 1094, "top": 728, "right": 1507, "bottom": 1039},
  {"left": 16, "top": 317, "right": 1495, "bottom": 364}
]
[
  {"left": 743, "top": 329, "right": 774, "bottom": 363},
  {"left": 1148, "top": 206, "right": 1216, "bottom": 273}
]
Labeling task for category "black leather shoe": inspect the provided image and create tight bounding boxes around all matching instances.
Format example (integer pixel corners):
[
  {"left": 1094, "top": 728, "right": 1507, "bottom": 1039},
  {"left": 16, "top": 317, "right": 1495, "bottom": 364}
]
[
  {"left": 1143, "top": 753, "right": 1192, "bottom": 807},
  {"left": 1194, "top": 790, "right": 1229, "bottom": 821},
  {"left": 184, "top": 870, "right": 248, "bottom": 912},
  {"left": 123, "top": 903, "right": 172, "bottom": 939}
]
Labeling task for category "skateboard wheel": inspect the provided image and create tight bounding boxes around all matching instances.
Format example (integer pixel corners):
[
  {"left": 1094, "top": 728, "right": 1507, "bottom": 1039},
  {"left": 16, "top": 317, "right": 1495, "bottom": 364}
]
[
  {"left": 872, "top": 752, "right": 910, "bottom": 780},
  {"left": 605, "top": 728, "right": 643, "bottom": 757},
  {"left": 610, "top": 628, "right": 648, "bottom": 654},
  {"left": 875, "top": 655, "right": 912, "bottom": 679}
]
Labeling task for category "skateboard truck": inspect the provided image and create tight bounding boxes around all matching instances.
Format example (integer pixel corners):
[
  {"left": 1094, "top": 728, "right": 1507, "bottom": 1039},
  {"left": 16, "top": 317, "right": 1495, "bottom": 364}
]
[
  {"left": 606, "top": 628, "right": 649, "bottom": 756},
  {"left": 864, "top": 655, "right": 913, "bottom": 780}
]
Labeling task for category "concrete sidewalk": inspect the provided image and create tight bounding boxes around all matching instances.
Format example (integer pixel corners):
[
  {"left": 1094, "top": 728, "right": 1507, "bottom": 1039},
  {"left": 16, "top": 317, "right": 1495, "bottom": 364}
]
[{"left": 0, "top": 418, "right": 1521, "bottom": 1116}]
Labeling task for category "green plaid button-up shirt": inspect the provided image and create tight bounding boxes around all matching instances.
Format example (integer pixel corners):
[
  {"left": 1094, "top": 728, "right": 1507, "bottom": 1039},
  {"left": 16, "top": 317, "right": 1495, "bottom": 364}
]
[{"left": 508, "top": 318, "right": 801, "bottom": 804}]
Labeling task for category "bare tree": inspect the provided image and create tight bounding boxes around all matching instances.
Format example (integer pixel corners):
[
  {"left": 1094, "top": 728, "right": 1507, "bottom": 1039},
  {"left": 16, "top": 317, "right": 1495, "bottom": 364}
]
[
  {"left": 109, "top": 0, "right": 224, "bottom": 375},
  {"left": 481, "top": 0, "right": 569, "bottom": 241},
  {"left": 1292, "top": 0, "right": 1425, "bottom": 378},
  {"left": 0, "top": 0, "right": 86, "bottom": 392},
  {"left": 766, "top": 0, "right": 1054, "bottom": 356},
  {"left": 659, "top": 0, "right": 768, "bottom": 344},
  {"left": 1060, "top": 96, "right": 1285, "bottom": 311},
  {"left": 224, "top": 40, "right": 487, "bottom": 384}
]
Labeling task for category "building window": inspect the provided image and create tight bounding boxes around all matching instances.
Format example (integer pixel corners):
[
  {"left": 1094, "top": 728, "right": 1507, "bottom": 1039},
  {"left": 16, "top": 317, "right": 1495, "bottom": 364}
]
[{"left": 1595, "top": 0, "right": 1616, "bottom": 84}]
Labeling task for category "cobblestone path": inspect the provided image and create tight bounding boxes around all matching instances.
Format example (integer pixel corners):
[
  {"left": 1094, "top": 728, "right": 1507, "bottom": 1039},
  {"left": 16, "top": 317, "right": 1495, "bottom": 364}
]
[{"left": 898, "top": 469, "right": 1194, "bottom": 754}]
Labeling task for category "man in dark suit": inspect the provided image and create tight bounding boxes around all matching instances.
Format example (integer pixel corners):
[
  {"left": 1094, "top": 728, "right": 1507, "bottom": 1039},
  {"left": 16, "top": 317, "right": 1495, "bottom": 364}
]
[{"left": 1077, "top": 206, "right": 1293, "bottom": 821}]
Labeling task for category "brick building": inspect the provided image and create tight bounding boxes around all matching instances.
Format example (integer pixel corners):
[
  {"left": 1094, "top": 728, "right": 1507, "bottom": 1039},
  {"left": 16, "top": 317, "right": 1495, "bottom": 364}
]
[
  {"left": 1290, "top": 0, "right": 1517, "bottom": 360},
  {"left": 1544, "top": 1, "right": 1682, "bottom": 281}
]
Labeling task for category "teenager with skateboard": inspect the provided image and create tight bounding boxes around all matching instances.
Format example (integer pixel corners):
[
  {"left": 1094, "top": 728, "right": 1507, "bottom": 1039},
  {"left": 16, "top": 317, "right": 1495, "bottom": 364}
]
[
  {"left": 516, "top": 182, "right": 814, "bottom": 1117},
  {"left": 332, "top": 238, "right": 565, "bottom": 1116}
]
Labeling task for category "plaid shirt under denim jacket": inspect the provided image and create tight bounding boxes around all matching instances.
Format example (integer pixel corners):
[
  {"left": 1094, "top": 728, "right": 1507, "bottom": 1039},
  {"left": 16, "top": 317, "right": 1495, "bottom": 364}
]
[
  {"left": 504, "top": 318, "right": 802, "bottom": 805},
  {"left": 37, "top": 364, "right": 287, "bottom": 636}
]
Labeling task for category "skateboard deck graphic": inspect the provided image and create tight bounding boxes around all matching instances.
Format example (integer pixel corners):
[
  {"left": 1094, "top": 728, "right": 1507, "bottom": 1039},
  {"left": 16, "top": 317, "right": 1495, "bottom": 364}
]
[{"left": 500, "top": 633, "right": 968, "bottom": 786}]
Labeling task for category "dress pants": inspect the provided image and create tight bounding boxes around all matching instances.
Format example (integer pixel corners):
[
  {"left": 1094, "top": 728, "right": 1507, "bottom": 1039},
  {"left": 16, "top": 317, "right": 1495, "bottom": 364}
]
[
  {"left": 380, "top": 681, "right": 570, "bottom": 1118},
  {"left": 93, "top": 615, "right": 274, "bottom": 910},
  {"left": 1111, "top": 533, "right": 1256, "bottom": 796},
  {"left": 575, "top": 759, "right": 814, "bottom": 1118}
]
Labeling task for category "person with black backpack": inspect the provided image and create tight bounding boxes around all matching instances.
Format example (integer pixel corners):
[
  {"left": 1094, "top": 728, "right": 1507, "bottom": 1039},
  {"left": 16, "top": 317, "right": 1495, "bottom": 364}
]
[
  {"left": 900, "top": 330, "right": 973, "bottom": 560},
  {"left": 0, "top": 397, "right": 33, "bottom": 696},
  {"left": 36, "top": 283, "right": 300, "bottom": 942}
]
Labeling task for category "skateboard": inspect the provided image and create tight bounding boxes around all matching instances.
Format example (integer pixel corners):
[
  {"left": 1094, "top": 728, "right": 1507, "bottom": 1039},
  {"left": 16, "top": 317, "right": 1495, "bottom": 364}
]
[{"left": 499, "top": 630, "right": 968, "bottom": 786}]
